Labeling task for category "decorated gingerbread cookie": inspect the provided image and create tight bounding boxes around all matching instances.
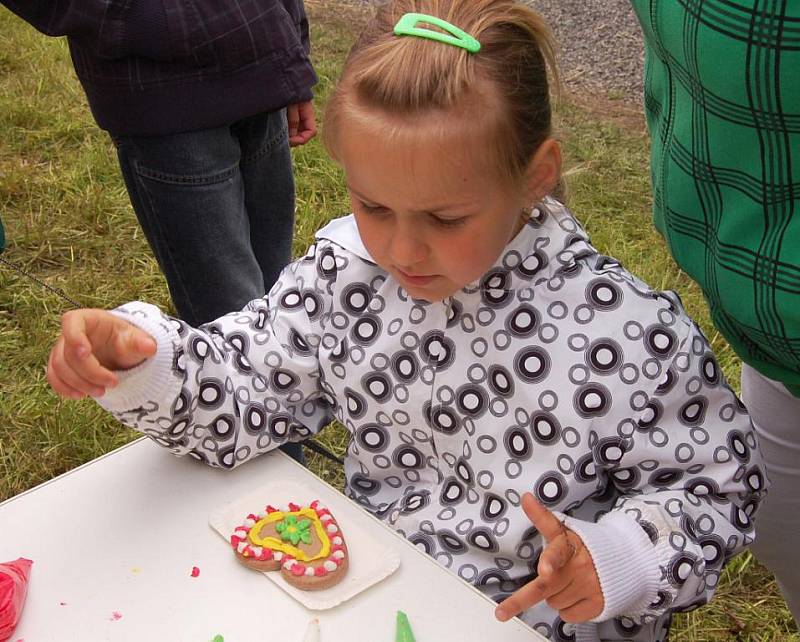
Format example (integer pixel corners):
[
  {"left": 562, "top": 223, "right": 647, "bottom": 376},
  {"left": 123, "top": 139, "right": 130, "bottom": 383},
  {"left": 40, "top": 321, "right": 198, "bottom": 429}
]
[{"left": 230, "top": 500, "right": 348, "bottom": 591}]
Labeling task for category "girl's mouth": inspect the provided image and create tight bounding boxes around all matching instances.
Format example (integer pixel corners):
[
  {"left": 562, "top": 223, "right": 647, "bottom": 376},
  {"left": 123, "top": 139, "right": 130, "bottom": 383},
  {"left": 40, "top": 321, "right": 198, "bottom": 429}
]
[{"left": 396, "top": 269, "right": 437, "bottom": 286}]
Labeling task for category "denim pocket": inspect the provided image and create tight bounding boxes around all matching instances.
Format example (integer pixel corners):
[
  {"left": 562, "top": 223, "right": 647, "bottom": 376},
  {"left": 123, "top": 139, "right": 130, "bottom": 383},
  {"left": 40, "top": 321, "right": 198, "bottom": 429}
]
[{"left": 133, "top": 162, "right": 238, "bottom": 186}]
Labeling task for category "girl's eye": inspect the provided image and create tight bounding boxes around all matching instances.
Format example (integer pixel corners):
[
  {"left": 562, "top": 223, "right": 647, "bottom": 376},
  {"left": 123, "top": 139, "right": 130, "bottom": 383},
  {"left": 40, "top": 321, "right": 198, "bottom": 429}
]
[
  {"left": 360, "top": 202, "right": 389, "bottom": 215},
  {"left": 432, "top": 215, "right": 467, "bottom": 227}
]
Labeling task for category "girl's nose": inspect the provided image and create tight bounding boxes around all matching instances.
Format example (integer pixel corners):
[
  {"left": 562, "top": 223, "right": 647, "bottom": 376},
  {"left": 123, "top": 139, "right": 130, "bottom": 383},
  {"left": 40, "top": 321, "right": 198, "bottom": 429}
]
[{"left": 389, "top": 226, "right": 429, "bottom": 267}]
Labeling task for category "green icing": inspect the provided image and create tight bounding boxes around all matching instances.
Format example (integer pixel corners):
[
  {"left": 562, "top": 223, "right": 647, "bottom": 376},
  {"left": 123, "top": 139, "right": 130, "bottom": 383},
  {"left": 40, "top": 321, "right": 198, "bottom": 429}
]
[
  {"left": 396, "top": 611, "right": 416, "bottom": 642},
  {"left": 275, "top": 514, "right": 312, "bottom": 546}
]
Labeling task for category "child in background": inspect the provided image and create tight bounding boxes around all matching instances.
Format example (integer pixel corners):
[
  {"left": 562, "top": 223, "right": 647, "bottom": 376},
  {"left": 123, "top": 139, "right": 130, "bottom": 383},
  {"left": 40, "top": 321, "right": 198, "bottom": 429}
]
[{"left": 46, "top": 2, "right": 766, "bottom": 640}]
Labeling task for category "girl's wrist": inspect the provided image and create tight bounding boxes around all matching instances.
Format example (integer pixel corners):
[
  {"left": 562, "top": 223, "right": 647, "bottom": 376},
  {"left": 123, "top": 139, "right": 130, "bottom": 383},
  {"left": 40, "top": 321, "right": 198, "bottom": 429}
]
[{"left": 563, "top": 511, "right": 660, "bottom": 622}]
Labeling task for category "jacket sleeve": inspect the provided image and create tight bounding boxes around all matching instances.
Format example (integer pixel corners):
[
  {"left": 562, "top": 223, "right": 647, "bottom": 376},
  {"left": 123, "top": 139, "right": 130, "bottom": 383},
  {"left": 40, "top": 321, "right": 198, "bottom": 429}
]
[
  {"left": 296, "top": 1, "right": 311, "bottom": 56},
  {"left": 1, "top": 0, "right": 173, "bottom": 60},
  {"left": 96, "top": 242, "right": 339, "bottom": 469},
  {"left": 564, "top": 321, "right": 767, "bottom": 624}
]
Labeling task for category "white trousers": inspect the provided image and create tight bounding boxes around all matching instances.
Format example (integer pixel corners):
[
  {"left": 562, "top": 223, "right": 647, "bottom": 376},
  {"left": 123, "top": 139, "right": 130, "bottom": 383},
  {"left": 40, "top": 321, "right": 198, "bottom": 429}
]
[{"left": 741, "top": 363, "right": 800, "bottom": 623}]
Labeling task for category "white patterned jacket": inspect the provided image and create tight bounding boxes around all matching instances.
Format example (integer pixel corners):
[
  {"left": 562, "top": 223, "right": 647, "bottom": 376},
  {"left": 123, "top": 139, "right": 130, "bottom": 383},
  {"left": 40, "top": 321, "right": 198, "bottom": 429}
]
[{"left": 99, "top": 198, "right": 766, "bottom": 642}]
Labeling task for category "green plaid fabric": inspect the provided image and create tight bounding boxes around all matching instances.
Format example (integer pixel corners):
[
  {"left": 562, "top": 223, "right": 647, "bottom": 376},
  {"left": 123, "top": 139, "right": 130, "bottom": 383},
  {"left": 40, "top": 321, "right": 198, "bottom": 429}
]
[{"left": 632, "top": 0, "right": 800, "bottom": 397}]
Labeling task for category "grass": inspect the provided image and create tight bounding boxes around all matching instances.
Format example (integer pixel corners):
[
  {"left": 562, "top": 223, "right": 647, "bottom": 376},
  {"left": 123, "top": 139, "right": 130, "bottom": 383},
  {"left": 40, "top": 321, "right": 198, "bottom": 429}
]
[{"left": 0, "top": 2, "right": 796, "bottom": 639}]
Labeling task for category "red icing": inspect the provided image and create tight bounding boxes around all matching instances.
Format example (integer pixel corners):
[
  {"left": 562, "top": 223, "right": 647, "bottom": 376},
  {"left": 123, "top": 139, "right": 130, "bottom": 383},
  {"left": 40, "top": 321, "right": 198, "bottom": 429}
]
[
  {"left": 230, "top": 503, "right": 343, "bottom": 575},
  {"left": 190, "top": 566, "right": 200, "bottom": 578}
]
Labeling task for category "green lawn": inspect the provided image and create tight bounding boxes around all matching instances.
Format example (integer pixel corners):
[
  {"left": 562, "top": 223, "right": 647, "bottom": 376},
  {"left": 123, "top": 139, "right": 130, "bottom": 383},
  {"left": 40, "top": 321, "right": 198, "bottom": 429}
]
[{"left": 0, "top": 3, "right": 796, "bottom": 640}]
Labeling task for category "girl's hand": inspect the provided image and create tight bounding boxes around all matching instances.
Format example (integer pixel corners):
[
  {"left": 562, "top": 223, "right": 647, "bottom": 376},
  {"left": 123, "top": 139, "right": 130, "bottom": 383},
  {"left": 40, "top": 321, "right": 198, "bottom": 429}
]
[
  {"left": 495, "top": 493, "right": 604, "bottom": 624},
  {"left": 47, "top": 309, "right": 157, "bottom": 399}
]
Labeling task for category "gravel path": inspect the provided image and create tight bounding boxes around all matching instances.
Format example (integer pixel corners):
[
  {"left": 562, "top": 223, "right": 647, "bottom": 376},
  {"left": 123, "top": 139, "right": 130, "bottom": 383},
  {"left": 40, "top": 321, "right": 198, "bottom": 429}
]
[
  {"left": 526, "top": 0, "right": 645, "bottom": 102},
  {"left": 345, "top": 0, "right": 646, "bottom": 103}
]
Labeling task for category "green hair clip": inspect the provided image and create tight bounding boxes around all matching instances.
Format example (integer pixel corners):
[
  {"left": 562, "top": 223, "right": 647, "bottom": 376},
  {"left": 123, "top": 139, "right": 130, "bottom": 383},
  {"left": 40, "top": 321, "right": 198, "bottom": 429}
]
[{"left": 394, "top": 13, "right": 481, "bottom": 54}]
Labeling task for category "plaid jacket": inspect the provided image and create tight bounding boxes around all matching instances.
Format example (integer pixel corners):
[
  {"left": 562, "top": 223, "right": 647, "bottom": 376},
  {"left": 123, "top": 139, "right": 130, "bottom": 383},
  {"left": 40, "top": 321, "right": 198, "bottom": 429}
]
[
  {"left": 632, "top": 0, "right": 800, "bottom": 397},
  {"left": 1, "top": 0, "right": 317, "bottom": 135}
]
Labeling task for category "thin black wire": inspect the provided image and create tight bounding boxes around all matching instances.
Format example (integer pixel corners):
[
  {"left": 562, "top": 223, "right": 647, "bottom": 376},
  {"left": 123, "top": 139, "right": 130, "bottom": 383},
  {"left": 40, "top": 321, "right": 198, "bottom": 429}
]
[
  {"left": 0, "top": 255, "right": 81, "bottom": 308},
  {"left": 0, "top": 255, "right": 345, "bottom": 466}
]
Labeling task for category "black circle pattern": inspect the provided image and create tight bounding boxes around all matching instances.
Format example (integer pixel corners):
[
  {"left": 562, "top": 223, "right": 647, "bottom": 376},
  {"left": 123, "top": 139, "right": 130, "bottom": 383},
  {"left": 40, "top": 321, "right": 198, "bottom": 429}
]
[{"left": 115, "top": 202, "right": 765, "bottom": 641}]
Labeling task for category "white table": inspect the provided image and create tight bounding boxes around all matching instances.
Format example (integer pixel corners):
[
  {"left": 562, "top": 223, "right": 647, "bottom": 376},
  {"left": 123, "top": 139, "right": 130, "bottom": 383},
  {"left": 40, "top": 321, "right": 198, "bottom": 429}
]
[{"left": 1, "top": 438, "right": 547, "bottom": 641}]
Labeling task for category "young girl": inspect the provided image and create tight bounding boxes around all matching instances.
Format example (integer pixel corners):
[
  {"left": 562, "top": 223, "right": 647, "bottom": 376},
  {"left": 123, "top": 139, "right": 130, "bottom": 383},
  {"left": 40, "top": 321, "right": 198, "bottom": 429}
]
[{"left": 46, "top": 2, "right": 765, "bottom": 640}]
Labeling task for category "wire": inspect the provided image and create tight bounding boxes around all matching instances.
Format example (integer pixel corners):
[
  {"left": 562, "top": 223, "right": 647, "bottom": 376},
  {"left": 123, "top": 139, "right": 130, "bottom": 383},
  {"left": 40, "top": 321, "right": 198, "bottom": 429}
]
[
  {"left": 0, "top": 255, "right": 81, "bottom": 308},
  {"left": 1, "top": 255, "right": 345, "bottom": 467}
]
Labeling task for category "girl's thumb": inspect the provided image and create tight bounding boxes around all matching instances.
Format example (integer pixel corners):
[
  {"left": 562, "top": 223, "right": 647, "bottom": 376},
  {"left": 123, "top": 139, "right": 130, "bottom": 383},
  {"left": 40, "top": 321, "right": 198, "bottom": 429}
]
[
  {"left": 134, "top": 332, "right": 157, "bottom": 358},
  {"left": 119, "top": 327, "right": 157, "bottom": 360}
]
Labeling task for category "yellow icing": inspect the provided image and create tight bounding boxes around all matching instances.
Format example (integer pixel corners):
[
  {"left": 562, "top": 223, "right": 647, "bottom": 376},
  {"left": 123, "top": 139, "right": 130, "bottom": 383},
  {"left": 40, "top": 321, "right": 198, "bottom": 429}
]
[{"left": 249, "top": 508, "right": 331, "bottom": 562}]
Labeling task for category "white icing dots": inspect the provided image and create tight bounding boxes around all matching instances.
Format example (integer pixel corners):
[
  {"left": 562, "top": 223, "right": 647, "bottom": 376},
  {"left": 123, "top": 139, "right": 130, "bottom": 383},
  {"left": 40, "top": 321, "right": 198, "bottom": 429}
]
[
  {"left": 236, "top": 542, "right": 247, "bottom": 554},
  {"left": 332, "top": 550, "right": 345, "bottom": 559},
  {"left": 326, "top": 524, "right": 338, "bottom": 534},
  {"left": 274, "top": 552, "right": 284, "bottom": 561},
  {"left": 284, "top": 560, "right": 295, "bottom": 571},
  {"left": 243, "top": 518, "right": 256, "bottom": 528},
  {"left": 323, "top": 561, "right": 338, "bottom": 572},
  {"left": 305, "top": 567, "right": 315, "bottom": 576},
  {"left": 332, "top": 536, "right": 343, "bottom": 545}
]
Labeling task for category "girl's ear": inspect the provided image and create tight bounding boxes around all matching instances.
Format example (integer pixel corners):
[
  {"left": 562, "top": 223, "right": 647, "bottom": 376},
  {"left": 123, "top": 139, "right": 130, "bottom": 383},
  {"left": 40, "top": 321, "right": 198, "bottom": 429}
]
[{"left": 523, "top": 138, "right": 562, "bottom": 202}]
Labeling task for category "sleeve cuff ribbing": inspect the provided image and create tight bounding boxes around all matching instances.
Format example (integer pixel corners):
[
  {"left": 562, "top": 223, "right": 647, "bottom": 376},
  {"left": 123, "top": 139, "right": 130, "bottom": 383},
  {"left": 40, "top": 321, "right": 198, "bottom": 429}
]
[
  {"left": 95, "top": 303, "right": 181, "bottom": 413},
  {"left": 564, "top": 510, "right": 660, "bottom": 622}
]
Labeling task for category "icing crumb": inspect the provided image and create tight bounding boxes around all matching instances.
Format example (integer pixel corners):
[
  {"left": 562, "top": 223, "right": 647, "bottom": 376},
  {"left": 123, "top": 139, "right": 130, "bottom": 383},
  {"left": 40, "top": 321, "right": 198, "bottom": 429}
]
[
  {"left": 110, "top": 611, "right": 123, "bottom": 621},
  {"left": 191, "top": 566, "right": 200, "bottom": 577}
]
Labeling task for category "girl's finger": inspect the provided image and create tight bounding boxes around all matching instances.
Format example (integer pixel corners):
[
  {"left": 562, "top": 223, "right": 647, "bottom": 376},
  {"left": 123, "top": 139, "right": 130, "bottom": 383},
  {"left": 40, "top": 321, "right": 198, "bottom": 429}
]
[
  {"left": 521, "top": 492, "right": 566, "bottom": 542},
  {"left": 47, "top": 344, "right": 89, "bottom": 399},
  {"left": 495, "top": 576, "right": 549, "bottom": 622},
  {"left": 60, "top": 309, "right": 92, "bottom": 356},
  {"left": 61, "top": 344, "right": 116, "bottom": 392},
  {"left": 538, "top": 531, "right": 577, "bottom": 576},
  {"left": 59, "top": 312, "right": 119, "bottom": 387},
  {"left": 558, "top": 597, "right": 605, "bottom": 624},
  {"left": 53, "top": 336, "right": 110, "bottom": 397},
  {"left": 111, "top": 326, "right": 155, "bottom": 371},
  {"left": 544, "top": 579, "right": 583, "bottom": 611}
]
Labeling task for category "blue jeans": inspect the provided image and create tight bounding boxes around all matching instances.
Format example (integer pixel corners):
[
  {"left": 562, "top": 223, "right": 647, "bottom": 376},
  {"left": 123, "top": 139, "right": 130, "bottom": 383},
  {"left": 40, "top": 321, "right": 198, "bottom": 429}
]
[{"left": 113, "top": 109, "right": 303, "bottom": 463}]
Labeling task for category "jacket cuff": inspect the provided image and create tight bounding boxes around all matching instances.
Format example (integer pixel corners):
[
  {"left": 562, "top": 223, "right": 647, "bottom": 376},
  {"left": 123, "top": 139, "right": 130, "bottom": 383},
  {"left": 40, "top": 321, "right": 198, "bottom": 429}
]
[
  {"left": 96, "top": 303, "right": 180, "bottom": 412},
  {"left": 564, "top": 510, "right": 660, "bottom": 622}
]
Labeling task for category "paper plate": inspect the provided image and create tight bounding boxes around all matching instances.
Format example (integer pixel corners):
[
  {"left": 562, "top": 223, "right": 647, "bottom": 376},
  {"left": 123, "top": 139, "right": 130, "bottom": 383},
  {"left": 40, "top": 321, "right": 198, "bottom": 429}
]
[{"left": 209, "top": 480, "right": 401, "bottom": 610}]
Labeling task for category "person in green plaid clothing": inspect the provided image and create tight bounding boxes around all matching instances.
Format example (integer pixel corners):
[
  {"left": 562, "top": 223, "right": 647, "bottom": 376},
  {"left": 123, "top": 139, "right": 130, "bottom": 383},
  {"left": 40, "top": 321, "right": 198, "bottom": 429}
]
[{"left": 632, "top": 0, "right": 800, "bottom": 624}]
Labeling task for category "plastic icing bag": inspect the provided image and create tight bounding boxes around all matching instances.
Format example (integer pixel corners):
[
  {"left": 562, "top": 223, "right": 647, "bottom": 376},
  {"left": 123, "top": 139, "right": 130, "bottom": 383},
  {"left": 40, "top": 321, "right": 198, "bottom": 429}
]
[{"left": 0, "top": 558, "right": 33, "bottom": 641}]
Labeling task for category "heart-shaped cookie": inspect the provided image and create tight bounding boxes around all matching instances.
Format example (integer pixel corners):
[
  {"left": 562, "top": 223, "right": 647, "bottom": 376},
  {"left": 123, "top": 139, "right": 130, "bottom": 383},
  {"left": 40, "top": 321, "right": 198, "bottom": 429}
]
[{"left": 230, "top": 500, "right": 348, "bottom": 590}]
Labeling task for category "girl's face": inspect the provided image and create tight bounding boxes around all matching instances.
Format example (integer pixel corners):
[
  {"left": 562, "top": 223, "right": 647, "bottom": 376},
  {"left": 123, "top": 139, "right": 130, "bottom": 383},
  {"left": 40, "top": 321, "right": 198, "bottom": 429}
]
[{"left": 338, "top": 113, "right": 558, "bottom": 302}]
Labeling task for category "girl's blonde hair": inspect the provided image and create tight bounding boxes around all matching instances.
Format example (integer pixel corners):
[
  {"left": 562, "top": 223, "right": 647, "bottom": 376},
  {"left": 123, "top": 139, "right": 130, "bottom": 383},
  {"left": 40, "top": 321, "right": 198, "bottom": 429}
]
[{"left": 323, "top": 0, "right": 560, "bottom": 187}]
